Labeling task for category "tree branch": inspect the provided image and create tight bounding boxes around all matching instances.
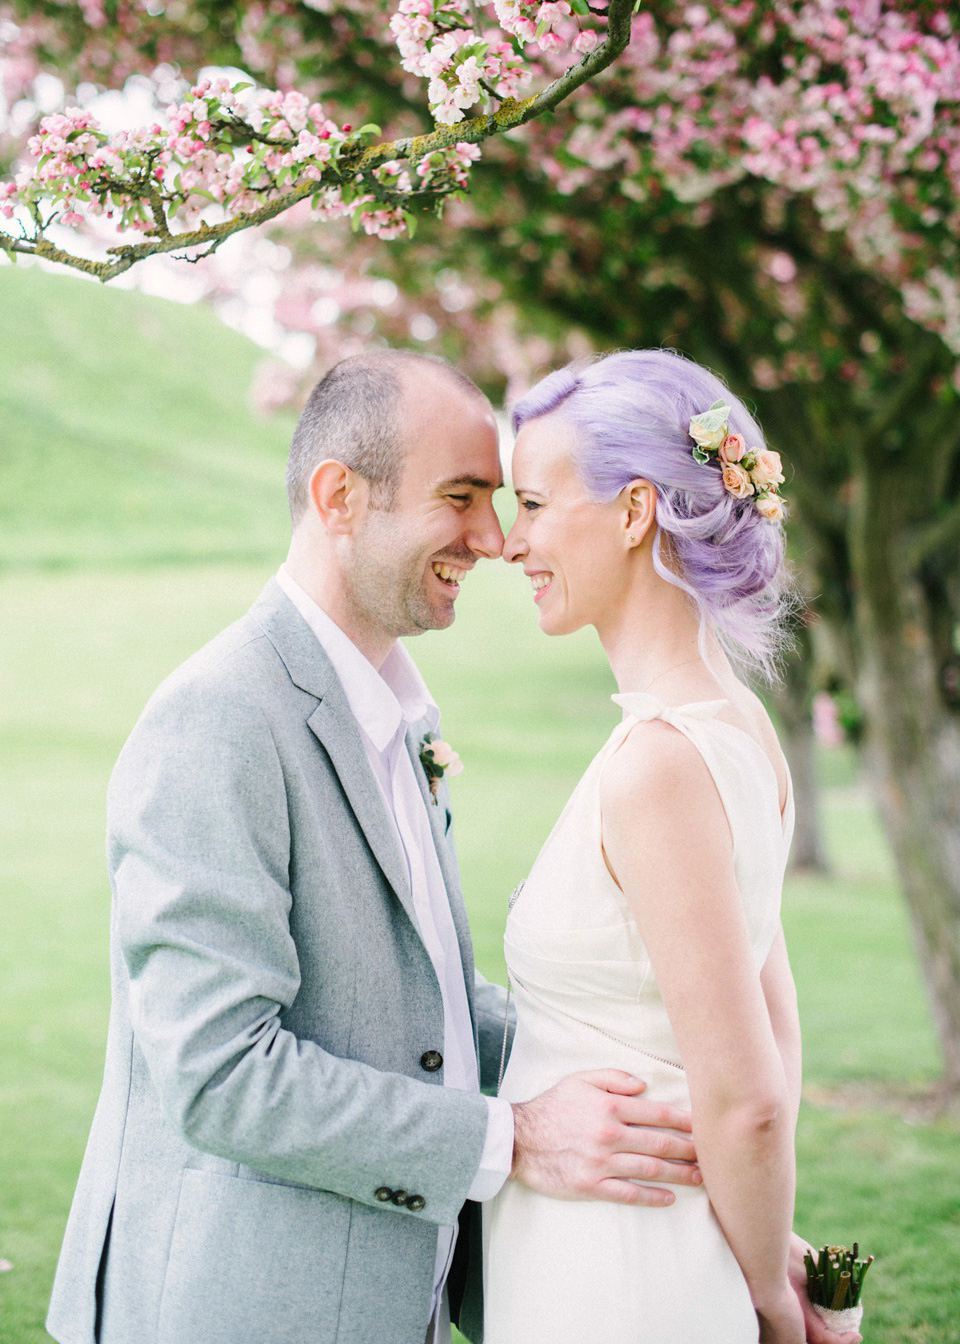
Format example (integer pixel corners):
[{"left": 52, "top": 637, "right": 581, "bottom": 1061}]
[
  {"left": 0, "top": 0, "right": 634, "bottom": 283},
  {"left": 907, "top": 484, "right": 960, "bottom": 569}
]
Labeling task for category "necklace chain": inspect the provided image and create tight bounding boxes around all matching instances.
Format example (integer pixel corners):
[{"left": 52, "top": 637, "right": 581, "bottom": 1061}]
[{"left": 638, "top": 655, "right": 704, "bottom": 696}]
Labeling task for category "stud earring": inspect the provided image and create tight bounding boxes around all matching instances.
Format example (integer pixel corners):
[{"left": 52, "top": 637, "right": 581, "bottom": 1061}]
[{"left": 627, "top": 534, "right": 635, "bottom": 544}]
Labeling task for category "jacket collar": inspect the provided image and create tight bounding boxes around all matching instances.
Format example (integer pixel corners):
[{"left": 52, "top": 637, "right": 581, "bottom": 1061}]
[{"left": 250, "top": 579, "right": 414, "bottom": 917}]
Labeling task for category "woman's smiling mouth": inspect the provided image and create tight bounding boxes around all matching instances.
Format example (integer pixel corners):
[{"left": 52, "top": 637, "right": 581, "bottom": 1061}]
[{"left": 528, "top": 571, "right": 553, "bottom": 602}]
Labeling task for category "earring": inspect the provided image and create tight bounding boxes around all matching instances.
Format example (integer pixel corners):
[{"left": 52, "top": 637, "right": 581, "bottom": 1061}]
[{"left": 627, "top": 534, "right": 635, "bottom": 543}]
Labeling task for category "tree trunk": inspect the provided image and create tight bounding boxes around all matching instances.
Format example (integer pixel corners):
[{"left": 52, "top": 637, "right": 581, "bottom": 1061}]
[{"left": 850, "top": 473, "right": 960, "bottom": 1091}]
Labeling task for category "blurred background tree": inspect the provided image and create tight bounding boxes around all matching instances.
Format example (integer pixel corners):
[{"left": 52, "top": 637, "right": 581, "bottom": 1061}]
[{"left": 2, "top": 0, "right": 959, "bottom": 1090}]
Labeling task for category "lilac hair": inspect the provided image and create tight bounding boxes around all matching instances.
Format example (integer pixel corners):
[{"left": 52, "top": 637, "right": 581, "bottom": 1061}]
[{"left": 512, "top": 349, "right": 793, "bottom": 681}]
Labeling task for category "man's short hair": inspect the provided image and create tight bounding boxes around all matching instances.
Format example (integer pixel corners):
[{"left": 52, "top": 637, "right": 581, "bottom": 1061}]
[{"left": 286, "top": 350, "right": 484, "bottom": 522}]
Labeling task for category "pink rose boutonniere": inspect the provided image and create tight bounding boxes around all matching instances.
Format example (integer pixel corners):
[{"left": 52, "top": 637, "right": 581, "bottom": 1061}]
[{"left": 418, "top": 732, "right": 463, "bottom": 803}]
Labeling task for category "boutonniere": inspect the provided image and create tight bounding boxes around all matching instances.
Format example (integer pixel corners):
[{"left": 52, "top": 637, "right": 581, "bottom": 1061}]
[{"left": 418, "top": 733, "right": 463, "bottom": 803}]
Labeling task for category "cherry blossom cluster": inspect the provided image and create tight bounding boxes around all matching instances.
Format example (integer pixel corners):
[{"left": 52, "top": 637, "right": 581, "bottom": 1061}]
[
  {"left": 4, "top": 78, "right": 359, "bottom": 231},
  {"left": 390, "top": 1, "right": 530, "bottom": 125},
  {"left": 389, "top": 0, "right": 600, "bottom": 125},
  {"left": 544, "top": 3, "right": 960, "bottom": 354},
  {"left": 2, "top": 71, "right": 491, "bottom": 242}
]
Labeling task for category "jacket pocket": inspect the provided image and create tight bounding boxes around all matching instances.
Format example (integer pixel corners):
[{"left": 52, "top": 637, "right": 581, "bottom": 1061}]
[{"left": 157, "top": 1168, "right": 351, "bottom": 1344}]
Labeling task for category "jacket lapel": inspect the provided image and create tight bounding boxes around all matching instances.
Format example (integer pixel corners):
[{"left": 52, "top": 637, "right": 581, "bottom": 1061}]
[
  {"left": 250, "top": 581, "right": 417, "bottom": 928},
  {"left": 307, "top": 697, "right": 416, "bottom": 925},
  {"left": 405, "top": 721, "right": 477, "bottom": 1030}
]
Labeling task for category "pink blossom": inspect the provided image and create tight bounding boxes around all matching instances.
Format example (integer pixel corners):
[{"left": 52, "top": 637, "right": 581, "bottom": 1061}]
[
  {"left": 812, "top": 692, "right": 845, "bottom": 747},
  {"left": 573, "top": 30, "right": 600, "bottom": 55}
]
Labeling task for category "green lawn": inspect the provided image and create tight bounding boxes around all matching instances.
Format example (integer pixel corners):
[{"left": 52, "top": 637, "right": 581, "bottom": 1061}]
[{"left": 1, "top": 265, "right": 956, "bottom": 1343}]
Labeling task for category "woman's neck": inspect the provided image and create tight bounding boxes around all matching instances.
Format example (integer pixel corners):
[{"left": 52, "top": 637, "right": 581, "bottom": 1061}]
[{"left": 598, "top": 577, "right": 725, "bottom": 698}]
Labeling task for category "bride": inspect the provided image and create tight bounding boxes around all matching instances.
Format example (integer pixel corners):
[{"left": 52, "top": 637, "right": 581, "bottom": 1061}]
[{"left": 483, "top": 350, "right": 849, "bottom": 1344}]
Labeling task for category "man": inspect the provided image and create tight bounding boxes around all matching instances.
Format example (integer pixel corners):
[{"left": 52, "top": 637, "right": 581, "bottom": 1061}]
[{"left": 46, "top": 351, "right": 702, "bottom": 1344}]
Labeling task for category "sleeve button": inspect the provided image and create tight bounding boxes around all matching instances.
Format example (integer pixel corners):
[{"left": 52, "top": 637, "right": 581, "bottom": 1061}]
[
  {"left": 406, "top": 1194, "right": 425, "bottom": 1212},
  {"left": 374, "top": 1187, "right": 393, "bottom": 1202},
  {"left": 391, "top": 1190, "right": 408, "bottom": 1206},
  {"left": 420, "top": 1050, "right": 443, "bottom": 1072}
]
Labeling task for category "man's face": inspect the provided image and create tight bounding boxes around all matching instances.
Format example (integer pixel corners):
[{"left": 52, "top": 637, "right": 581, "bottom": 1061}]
[{"left": 343, "top": 371, "right": 504, "bottom": 644}]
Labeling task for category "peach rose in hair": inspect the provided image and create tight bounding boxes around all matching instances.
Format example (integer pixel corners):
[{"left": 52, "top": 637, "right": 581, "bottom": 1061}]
[
  {"left": 751, "top": 449, "right": 785, "bottom": 490},
  {"left": 719, "top": 432, "right": 746, "bottom": 464},
  {"left": 722, "top": 464, "right": 755, "bottom": 499},
  {"left": 755, "top": 495, "right": 785, "bottom": 522}
]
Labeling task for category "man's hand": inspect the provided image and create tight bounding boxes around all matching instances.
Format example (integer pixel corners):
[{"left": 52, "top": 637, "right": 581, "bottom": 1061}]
[
  {"left": 510, "top": 1069, "right": 700, "bottom": 1206},
  {"left": 788, "top": 1234, "right": 863, "bottom": 1344}
]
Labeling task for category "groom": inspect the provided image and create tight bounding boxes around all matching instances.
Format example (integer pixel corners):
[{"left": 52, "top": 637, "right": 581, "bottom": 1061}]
[{"left": 46, "top": 351, "right": 703, "bottom": 1344}]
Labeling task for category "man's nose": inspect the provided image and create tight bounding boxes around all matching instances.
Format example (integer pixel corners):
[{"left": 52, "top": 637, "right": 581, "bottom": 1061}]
[{"left": 469, "top": 501, "right": 505, "bottom": 559}]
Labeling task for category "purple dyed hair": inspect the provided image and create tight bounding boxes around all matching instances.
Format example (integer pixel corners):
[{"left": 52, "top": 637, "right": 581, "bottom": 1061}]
[{"left": 512, "top": 349, "right": 793, "bottom": 681}]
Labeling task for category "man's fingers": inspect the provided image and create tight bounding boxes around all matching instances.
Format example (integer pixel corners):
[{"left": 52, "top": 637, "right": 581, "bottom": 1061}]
[
  {"left": 605, "top": 1153, "right": 703, "bottom": 1186},
  {"left": 595, "top": 1178, "right": 676, "bottom": 1207},
  {"left": 615, "top": 1095, "right": 695, "bottom": 1134},
  {"left": 578, "top": 1069, "right": 648, "bottom": 1095},
  {"left": 608, "top": 1121, "right": 698, "bottom": 1164}
]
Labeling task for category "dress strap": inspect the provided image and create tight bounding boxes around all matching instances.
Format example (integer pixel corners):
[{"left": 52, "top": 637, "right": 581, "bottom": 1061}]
[{"left": 611, "top": 692, "right": 727, "bottom": 726}]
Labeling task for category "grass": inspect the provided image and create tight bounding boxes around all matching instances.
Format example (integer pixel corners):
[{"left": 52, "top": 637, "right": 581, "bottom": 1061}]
[
  {"left": 0, "top": 264, "right": 295, "bottom": 568},
  {"left": 0, "top": 266, "right": 956, "bottom": 1342}
]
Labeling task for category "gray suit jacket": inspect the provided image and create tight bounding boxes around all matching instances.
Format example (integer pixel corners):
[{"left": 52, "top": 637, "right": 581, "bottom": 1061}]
[{"left": 47, "top": 580, "right": 510, "bottom": 1344}]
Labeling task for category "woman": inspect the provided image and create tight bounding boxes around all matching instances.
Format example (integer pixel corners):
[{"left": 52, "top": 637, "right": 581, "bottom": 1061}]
[{"left": 483, "top": 350, "right": 805, "bottom": 1344}]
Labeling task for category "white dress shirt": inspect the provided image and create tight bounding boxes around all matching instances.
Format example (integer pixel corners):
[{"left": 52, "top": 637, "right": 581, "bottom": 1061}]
[{"left": 275, "top": 567, "right": 513, "bottom": 1332}]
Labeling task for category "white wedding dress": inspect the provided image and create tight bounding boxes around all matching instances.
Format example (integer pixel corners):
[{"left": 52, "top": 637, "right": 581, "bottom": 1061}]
[{"left": 483, "top": 692, "right": 795, "bottom": 1344}]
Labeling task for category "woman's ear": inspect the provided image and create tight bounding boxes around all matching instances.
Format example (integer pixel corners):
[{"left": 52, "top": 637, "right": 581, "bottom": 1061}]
[
  {"left": 623, "top": 479, "right": 656, "bottom": 548},
  {"left": 307, "top": 460, "right": 368, "bottom": 535}
]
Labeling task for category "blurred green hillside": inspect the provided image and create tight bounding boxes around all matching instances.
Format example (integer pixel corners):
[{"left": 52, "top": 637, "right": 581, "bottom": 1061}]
[{"left": 0, "top": 263, "right": 294, "bottom": 568}]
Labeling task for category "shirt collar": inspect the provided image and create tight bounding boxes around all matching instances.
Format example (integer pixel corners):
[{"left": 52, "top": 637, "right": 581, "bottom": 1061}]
[{"left": 275, "top": 565, "right": 438, "bottom": 754}]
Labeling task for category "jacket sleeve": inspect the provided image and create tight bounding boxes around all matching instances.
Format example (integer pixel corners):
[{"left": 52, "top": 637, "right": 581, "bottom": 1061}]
[{"left": 110, "top": 676, "right": 489, "bottom": 1228}]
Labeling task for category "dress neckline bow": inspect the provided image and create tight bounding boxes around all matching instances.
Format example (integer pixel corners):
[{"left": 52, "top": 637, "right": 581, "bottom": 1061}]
[{"left": 611, "top": 692, "right": 728, "bottom": 723}]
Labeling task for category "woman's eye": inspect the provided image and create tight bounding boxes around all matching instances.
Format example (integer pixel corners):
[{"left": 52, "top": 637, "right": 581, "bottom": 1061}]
[{"left": 521, "top": 499, "right": 541, "bottom": 513}]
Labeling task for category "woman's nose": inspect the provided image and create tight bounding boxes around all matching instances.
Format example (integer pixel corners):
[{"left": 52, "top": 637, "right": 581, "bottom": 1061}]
[{"left": 502, "top": 522, "right": 527, "bottom": 564}]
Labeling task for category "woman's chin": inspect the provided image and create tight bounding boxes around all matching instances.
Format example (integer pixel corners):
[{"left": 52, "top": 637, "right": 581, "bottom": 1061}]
[{"left": 538, "top": 608, "right": 581, "bottom": 638}]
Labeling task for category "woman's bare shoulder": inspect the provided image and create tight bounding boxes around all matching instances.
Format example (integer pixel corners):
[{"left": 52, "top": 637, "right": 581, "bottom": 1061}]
[{"left": 600, "top": 717, "right": 723, "bottom": 821}]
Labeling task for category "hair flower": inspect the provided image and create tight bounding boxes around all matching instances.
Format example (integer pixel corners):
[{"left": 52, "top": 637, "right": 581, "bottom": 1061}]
[
  {"left": 688, "top": 401, "right": 786, "bottom": 520},
  {"left": 688, "top": 400, "right": 731, "bottom": 457}
]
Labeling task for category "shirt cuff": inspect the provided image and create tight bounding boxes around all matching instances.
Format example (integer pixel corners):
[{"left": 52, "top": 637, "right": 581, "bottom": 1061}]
[{"left": 466, "top": 1095, "right": 514, "bottom": 1202}]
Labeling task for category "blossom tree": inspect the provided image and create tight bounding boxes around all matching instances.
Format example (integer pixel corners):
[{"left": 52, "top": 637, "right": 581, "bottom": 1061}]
[{"left": 3, "top": 0, "right": 960, "bottom": 1092}]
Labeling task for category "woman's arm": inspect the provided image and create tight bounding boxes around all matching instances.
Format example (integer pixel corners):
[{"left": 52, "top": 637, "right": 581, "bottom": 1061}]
[
  {"left": 601, "top": 720, "right": 803, "bottom": 1341},
  {"left": 761, "top": 924, "right": 802, "bottom": 1127}
]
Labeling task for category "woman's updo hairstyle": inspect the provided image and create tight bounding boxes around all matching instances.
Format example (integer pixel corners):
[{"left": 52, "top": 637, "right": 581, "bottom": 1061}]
[{"left": 512, "top": 349, "right": 794, "bottom": 682}]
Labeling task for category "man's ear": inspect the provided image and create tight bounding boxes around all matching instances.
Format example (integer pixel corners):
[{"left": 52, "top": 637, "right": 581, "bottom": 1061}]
[
  {"left": 623, "top": 479, "right": 656, "bottom": 548},
  {"left": 307, "top": 460, "right": 368, "bottom": 534}
]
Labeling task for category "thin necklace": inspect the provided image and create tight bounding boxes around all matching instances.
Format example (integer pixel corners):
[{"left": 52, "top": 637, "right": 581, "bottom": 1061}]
[{"left": 638, "top": 655, "right": 705, "bottom": 696}]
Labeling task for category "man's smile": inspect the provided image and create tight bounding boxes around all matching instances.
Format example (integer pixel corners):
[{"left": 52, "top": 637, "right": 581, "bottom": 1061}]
[{"left": 431, "top": 561, "right": 470, "bottom": 588}]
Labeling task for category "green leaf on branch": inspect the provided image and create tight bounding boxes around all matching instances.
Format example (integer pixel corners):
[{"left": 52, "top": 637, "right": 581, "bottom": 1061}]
[{"left": 358, "top": 123, "right": 382, "bottom": 137}]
